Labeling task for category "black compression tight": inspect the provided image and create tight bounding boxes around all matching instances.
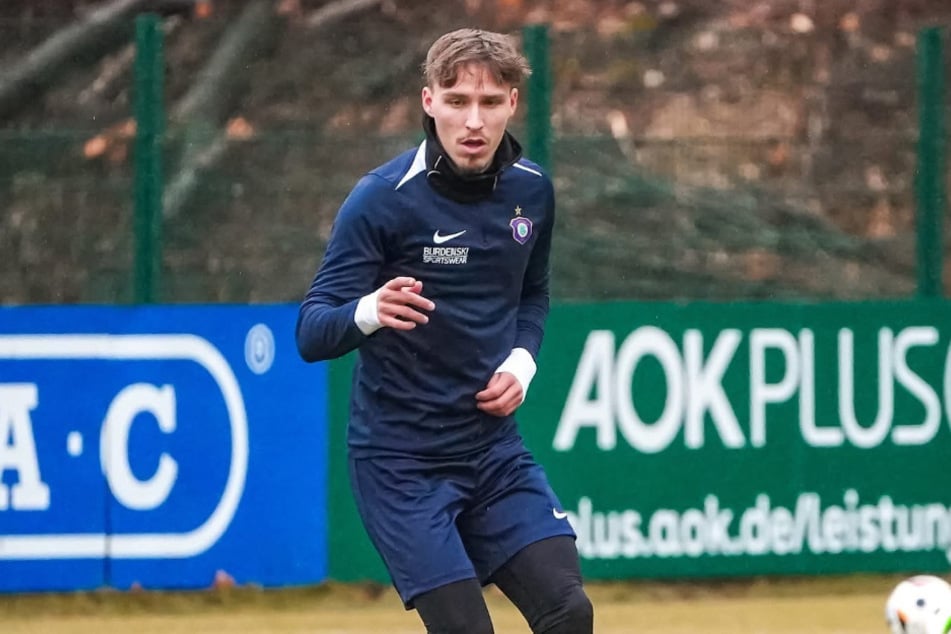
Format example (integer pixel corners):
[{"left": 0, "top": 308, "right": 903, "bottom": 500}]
[
  {"left": 414, "top": 578, "right": 494, "bottom": 634},
  {"left": 491, "top": 535, "right": 594, "bottom": 633},
  {"left": 413, "top": 536, "right": 593, "bottom": 634}
]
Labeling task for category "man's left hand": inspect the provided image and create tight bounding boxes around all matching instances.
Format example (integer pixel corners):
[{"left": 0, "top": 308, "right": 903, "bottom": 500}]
[{"left": 475, "top": 372, "right": 524, "bottom": 417}]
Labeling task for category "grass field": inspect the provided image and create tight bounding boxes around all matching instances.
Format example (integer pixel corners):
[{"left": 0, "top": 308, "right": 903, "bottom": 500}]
[{"left": 0, "top": 575, "right": 903, "bottom": 633}]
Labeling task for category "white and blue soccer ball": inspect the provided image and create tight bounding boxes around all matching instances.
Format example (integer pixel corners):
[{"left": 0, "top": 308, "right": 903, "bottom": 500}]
[{"left": 885, "top": 575, "right": 951, "bottom": 634}]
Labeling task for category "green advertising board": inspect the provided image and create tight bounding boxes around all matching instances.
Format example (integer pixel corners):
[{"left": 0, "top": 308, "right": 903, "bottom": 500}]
[
  {"left": 328, "top": 351, "right": 388, "bottom": 583},
  {"left": 329, "top": 300, "right": 951, "bottom": 582}
]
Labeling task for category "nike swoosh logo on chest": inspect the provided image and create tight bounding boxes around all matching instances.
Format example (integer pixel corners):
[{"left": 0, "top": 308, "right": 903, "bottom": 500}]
[{"left": 433, "top": 229, "right": 467, "bottom": 244}]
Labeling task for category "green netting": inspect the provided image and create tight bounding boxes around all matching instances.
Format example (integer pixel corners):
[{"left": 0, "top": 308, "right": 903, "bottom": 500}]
[{"left": 0, "top": 10, "right": 947, "bottom": 304}]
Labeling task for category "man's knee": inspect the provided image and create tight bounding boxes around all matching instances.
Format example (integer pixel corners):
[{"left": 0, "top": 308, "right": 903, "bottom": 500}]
[
  {"left": 534, "top": 585, "right": 594, "bottom": 634},
  {"left": 561, "top": 586, "right": 595, "bottom": 629}
]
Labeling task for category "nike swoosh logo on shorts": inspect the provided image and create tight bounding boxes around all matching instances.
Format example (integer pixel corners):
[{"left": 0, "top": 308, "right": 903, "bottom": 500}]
[
  {"left": 553, "top": 508, "right": 569, "bottom": 520},
  {"left": 433, "top": 229, "right": 466, "bottom": 244}
]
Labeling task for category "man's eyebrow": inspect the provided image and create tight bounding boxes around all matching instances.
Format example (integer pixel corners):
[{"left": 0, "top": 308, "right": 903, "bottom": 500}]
[{"left": 441, "top": 91, "right": 508, "bottom": 100}]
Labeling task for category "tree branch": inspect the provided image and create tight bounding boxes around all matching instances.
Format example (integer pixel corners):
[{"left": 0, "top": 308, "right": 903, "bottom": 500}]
[{"left": 0, "top": 0, "right": 153, "bottom": 120}]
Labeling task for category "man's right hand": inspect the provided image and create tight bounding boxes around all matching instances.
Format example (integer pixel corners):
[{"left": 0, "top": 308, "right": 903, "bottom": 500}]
[{"left": 375, "top": 277, "right": 435, "bottom": 330}]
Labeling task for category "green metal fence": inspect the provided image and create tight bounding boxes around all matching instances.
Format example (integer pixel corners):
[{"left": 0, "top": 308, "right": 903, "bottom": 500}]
[{"left": 0, "top": 9, "right": 947, "bottom": 305}]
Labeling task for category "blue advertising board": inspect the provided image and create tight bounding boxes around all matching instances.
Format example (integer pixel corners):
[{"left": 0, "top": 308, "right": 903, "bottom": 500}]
[{"left": 0, "top": 305, "right": 327, "bottom": 592}]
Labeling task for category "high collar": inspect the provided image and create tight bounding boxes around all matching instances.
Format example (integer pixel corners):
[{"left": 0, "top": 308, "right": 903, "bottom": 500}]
[{"left": 423, "top": 115, "right": 522, "bottom": 204}]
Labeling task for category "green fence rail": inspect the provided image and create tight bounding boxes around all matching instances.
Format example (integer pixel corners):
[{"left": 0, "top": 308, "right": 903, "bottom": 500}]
[
  {"left": 917, "top": 26, "right": 946, "bottom": 298},
  {"left": 133, "top": 13, "right": 164, "bottom": 304}
]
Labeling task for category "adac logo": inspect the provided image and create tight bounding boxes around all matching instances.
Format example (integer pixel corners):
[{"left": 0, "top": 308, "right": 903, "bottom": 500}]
[
  {"left": 0, "top": 333, "right": 252, "bottom": 560},
  {"left": 509, "top": 205, "right": 532, "bottom": 245}
]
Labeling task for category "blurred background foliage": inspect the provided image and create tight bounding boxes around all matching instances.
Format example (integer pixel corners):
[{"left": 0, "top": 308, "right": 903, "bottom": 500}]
[{"left": 0, "top": 0, "right": 949, "bottom": 303}]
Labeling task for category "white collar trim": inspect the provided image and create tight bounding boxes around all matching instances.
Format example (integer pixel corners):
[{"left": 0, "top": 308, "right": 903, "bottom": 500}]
[{"left": 395, "top": 141, "right": 427, "bottom": 190}]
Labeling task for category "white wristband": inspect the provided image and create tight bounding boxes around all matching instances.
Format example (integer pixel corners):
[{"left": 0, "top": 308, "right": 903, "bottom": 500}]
[
  {"left": 495, "top": 347, "right": 537, "bottom": 403},
  {"left": 354, "top": 289, "right": 383, "bottom": 335}
]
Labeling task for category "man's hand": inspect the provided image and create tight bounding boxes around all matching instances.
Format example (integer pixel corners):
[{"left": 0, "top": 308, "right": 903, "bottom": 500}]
[
  {"left": 376, "top": 277, "right": 434, "bottom": 330},
  {"left": 476, "top": 372, "right": 524, "bottom": 417}
]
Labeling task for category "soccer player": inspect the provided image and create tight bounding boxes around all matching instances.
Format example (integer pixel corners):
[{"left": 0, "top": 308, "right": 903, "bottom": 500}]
[{"left": 296, "top": 28, "right": 593, "bottom": 634}]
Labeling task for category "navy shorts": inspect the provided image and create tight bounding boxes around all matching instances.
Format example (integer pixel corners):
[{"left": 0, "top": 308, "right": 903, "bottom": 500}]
[{"left": 348, "top": 434, "right": 576, "bottom": 607}]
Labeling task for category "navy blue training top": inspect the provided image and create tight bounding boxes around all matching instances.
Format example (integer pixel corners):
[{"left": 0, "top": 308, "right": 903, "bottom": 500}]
[{"left": 296, "top": 140, "right": 554, "bottom": 457}]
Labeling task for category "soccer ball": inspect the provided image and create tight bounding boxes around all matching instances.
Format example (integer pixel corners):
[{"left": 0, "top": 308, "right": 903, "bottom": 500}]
[{"left": 885, "top": 575, "right": 951, "bottom": 634}]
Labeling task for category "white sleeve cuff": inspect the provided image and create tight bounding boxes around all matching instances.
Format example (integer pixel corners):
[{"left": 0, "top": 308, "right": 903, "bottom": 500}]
[
  {"left": 354, "top": 290, "right": 382, "bottom": 335},
  {"left": 495, "top": 347, "right": 537, "bottom": 402}
]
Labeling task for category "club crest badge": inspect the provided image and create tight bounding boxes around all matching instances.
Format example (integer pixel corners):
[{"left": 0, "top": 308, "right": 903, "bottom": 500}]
[{"left": 509, "top": 206, "right": 532, "bottom": 245}]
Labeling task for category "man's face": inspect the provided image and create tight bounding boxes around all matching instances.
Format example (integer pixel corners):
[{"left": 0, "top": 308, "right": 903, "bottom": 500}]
[{"left": 422, "top": 63, "right": 518, "bottom": 174}]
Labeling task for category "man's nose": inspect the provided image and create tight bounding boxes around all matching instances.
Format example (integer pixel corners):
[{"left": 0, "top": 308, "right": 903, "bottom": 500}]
[{"left": 465, "top": 105, "right": 484, "bottom": 129}]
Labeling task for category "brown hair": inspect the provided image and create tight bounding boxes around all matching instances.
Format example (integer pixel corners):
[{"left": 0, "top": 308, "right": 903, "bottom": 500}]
[{"left": 423, "top": 28, "right": 532, "bottom": 89}]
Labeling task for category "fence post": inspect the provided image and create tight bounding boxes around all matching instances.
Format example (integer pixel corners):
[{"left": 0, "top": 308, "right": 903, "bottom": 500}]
[
  {"left": 133, "top": 13, "right": 164, "bottom": 304},
  {"left": 916, "top": 26, "right": 946, "bottom": 299},
  {"left": 523, "top": 23, "right": 552, "bottom": 173}
]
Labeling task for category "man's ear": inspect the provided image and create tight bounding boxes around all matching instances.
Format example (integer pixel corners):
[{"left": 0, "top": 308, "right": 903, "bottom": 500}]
[
  {"left": 509, "top": 87, "right": 519, "bottom": 114},
  {"left": 422, "top": 86, "right": 433, "bottom": 117}
]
